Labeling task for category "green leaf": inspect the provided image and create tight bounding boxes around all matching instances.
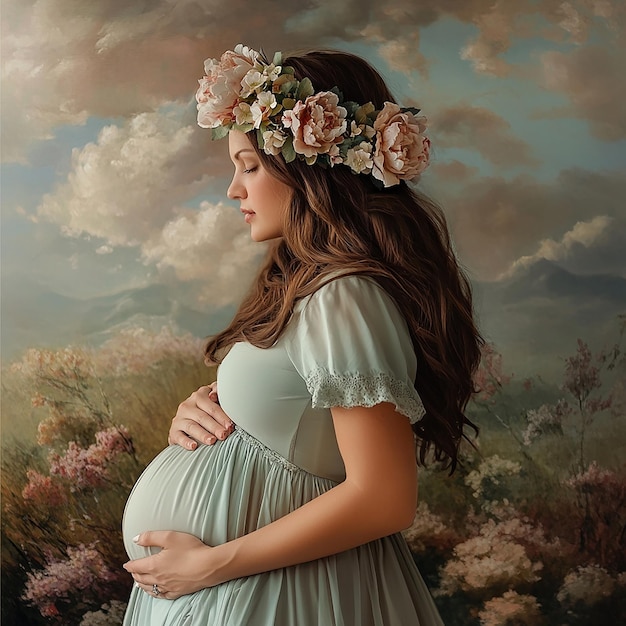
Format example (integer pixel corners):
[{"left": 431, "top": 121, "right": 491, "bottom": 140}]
[
  {"left": 355, "top": 102, "right": 375, "bottom": 125},
  {"left": 256, "top": 128, "right": 265, "bottom": 148},
  {"left": 281, "top": 137, "right": 296, "bottom": 163},
  {"left": 233, "top": 123, "right": 254, "bottom": 133},
  {"left": 211, "top": 125, "right": 230, "bottom": 140},
  {"left": 282, "top": 97, "right": 296, "bottom": 110},
  {"left": 296, "top": 77, "right": 314, "bottom": 100},
  {"left": 272, "top": 51, "right": 282, "bottom": 66}
]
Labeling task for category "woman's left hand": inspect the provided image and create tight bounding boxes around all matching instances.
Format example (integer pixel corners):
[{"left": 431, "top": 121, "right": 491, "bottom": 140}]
[{"left": 123, "top": 531, "right": 214, "bottom": 600}]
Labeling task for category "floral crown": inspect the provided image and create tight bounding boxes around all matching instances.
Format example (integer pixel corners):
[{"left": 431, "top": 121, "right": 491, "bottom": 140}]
[{"left": 196, "top": 44, "right": 431, "bottom": 188}]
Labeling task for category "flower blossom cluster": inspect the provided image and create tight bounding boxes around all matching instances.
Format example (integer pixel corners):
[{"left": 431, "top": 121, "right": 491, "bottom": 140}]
[
  {"left": 465, "top": 455, "right": 521, "bottom": 501},
  {"left": 473, "top": 343, "right": 512, "bottom": 401},
  {"left": 557, "top": 564, "right": 616, "bottom": 606},
  {"left": 565, "top": 460, "right": 624, "bottom": 497},
  {"left": 22, "top": 469, "right": 67, "bottom": 507},
  {"left": 11, "top": 346, "right": 95, "bottom": 381},
  {"left": 196, "top": 44, "right": 430, "bottom": 188},
  {"left": 522, "top": 399, "right": 569, "bottom": 445},
  {"left": 403, "top": 502, "right": 457, "bottom": 553},
  {"left": 79, "top": 600, "right": 127, "bottom": 626},
  {"left": 49, "top": 426, "right": 133, "bottom": 490},
  {"left": 95, "top": 325, "right": 204, "bottom": 376},
  {"left": 562, "top": 338, "right": 602, "bottom": 400},
  {"left": 22, "top": 543, "right": 115, "bottom": 618},
  {"left": 438, "top": 517, "right": 543, "bottom": 595},
  {"left": 478, "top": 591, "right": 542, "bottom": 626}
]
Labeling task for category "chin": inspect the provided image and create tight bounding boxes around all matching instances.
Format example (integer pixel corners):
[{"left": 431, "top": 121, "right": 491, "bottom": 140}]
[{"left": 250, "top": 229, "right": 283, "bottom": 242}]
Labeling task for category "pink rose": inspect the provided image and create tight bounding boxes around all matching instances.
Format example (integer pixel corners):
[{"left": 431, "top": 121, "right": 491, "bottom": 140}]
[
  {"left": 196, "top": 45, "right": 259, "bottom": 129},
  {"left": 282, "top": 91, "right": 347, "bottom": 159},
  {"left": 220, "top": 44, "right": 259, "bottom": 95},
  {"left": 372, "top": 102, "right": 431, "bottom": 187}
]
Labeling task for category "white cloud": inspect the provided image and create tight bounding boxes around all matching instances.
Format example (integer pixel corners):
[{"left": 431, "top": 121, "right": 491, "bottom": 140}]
[
  {"left": 3, "top": 0, "right": 623, "bottom": 161},
  {"left": 38, "top": 109, "right": 226, "bottom": 246},
  {"left": 0, "top": 0, "right": 312, "bottom": 162},
  {"left": 499, "top": 215, "right": 613, "bottom": 279},
  {"left": 430, "top": 167, "right": 626, "bottom": 281},
  {"left": 141, "top": 201, "right": 263, "bottom": 307}
]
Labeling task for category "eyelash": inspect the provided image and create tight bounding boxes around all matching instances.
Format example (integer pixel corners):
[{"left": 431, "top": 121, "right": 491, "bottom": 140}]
[{"left": 243, "top": 167, "right": 257, "bottom": 174}]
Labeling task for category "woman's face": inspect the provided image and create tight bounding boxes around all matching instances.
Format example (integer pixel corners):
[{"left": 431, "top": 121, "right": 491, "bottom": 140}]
[{"left": 227, "top": 130, "right": 293, "bottom": 242}]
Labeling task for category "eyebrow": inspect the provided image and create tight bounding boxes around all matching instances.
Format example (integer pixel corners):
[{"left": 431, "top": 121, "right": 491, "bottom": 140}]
[{"left": 233, "top": 148, "right": 256, "bottom": 161}]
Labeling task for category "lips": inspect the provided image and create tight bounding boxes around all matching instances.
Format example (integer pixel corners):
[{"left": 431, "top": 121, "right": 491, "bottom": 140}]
[{"left": 241, "top": 208, "right": 255, "bottom": 223}]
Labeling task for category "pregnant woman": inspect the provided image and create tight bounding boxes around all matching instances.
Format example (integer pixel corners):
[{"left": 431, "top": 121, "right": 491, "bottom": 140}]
[{"left": 121, "top": 44, "right": 482, "bottom": 625}]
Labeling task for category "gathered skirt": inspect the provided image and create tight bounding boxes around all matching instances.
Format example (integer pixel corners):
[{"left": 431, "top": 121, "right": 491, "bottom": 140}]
[{"left": 122, "top": 427, "right": 443, "bottom": 626}]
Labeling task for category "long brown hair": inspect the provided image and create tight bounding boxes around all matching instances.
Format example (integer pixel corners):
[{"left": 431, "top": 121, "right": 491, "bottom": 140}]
[{"left": 205, "top": 50, "right": 483, "bottom": 471}]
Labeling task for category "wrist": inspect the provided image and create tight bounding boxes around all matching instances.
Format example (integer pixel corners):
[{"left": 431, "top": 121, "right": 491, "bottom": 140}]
[{"left": 201, "top": 540, "right": 239, "bottom": 588}]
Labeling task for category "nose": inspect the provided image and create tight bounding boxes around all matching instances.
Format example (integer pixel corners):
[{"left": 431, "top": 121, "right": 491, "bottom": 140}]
[{"left": 227, "top": 175, "right": 246, "bottom": 200}]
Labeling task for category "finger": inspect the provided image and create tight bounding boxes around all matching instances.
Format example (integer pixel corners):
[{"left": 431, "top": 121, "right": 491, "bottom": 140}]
[
  {"left": 169, "top": 425, "right": 214, "bottom": 450},
  {"left": 133, "top": 530, "right": 169, "bottom": 548},
  {"left": 173, "top": 414, "right": 223, "bottom": 445},
  {"left": 178, "top": 404, "right": 233, "bottom": 440},
  {"left": 208, "top": 381, "right": 218, "bottom": 402},
  {"left": 134, "top": 580, "right": 168, "bottom": 599},
  {"left": 190, "top": 391, "right": 233, "bottom": 432},
  {"left": 169, "top": 431, "right": 201, "bottom": 450}
]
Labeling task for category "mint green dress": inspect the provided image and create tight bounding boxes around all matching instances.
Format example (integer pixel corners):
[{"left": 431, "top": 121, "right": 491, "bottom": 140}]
[{"left": 122, "top": 276, "right": 444, "bottom": 626}]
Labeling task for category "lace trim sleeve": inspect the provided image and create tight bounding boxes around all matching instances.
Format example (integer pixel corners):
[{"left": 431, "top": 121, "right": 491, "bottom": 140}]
[{"left": 305, "top": 368, "right": 426, "bottom": 424}]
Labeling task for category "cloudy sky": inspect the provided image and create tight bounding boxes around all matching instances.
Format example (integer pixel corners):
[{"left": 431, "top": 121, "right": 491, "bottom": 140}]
[{"left": 1, "top": 0, "right": 625, "bottom": 380}]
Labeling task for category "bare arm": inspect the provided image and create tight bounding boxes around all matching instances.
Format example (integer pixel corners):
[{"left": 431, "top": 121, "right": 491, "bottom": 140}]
[{"left": 125, "top": 402, "right": 417, "bottom": 597}]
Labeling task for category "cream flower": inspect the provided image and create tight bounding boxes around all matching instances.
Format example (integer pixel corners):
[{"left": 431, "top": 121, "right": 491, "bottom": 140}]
[
  {"left": 372, "top": 102, "right": 430, "bottom": 187},
  {"left": 263, "top": 63, "right": 282, "bottom": 82},
  {"left": 251, "top": 91, "right": 279, "bottom": 129},
  {"left": 328, "top": 144, "right": 343, "bottom": 165},
  {"left": 240, "top": 70, "right": 266, "bottom": 97},
  {"left": 233, "top": 102, "right": 254, "bottom": 126},
  {"left": 282, "top": 91, "right": 347, "bottom": 159},
  {"left": 345, "top": 141, "right": 373, "bottom": 174},
  {"left": 262, "top": 129, "right": 288, "bottom": 155}
]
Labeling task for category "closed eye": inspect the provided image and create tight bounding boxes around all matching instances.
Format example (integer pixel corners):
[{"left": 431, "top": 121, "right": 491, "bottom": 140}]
[{"left": 243, "top": 167, "right": 258, "bottom": 174}]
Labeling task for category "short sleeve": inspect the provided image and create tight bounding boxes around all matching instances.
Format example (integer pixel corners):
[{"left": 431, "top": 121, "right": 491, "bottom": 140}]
[{"left": 283, "top": 275, "right": 426, "bottom": 423}]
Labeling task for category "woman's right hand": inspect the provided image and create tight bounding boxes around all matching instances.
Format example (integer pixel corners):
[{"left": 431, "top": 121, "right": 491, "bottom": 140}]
[{"left": 168, "top": 383, "right": 234, "bottom": 450}]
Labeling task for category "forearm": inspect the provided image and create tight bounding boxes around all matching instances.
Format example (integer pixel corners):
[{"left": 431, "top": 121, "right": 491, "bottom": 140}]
[{"left": 204, "top": 477, "right": 414, "bottom": 587}]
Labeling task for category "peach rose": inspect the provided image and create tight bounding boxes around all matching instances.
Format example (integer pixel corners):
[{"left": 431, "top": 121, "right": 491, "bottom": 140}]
[
  {"left": 196, "top": 45, "right": 259, "bottom": 129},
  {"left": 372, "top": 102, "right": 431, "bottom": 187},
  {"left": 282, "top": 91, "right": 347, "bottom": 159}
]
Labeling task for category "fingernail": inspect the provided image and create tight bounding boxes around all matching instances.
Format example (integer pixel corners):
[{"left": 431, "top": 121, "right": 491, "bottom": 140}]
[
  {"left": 133, "top": 535, "right": 140, "bottom": 543},
  {"left": 188, "top": 441, "right": 197, "bottom": 450},
  {"left": 206, "top": 436, "right": 216, "bottom": 445},
  {"left": 219, "top": 430, "right": 228, "bottom": 439}
]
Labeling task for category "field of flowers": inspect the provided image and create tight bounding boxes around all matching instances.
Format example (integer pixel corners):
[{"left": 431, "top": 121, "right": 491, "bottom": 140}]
[{"left": 2, "top": 322, "right": 625, "bottom": 625}]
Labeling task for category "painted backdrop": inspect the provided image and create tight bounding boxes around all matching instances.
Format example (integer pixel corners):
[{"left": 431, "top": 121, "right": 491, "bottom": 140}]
[{"left": 2, "top": 1, "right": 625, "bottom": 625}]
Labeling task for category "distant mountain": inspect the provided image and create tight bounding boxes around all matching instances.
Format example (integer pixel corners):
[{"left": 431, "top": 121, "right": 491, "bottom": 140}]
[
  {"left": 499, "top": 258, "right": 626, "bottom": 305},
  {"left": 1, "top": 279, "right": 234, "bottom": 362},
  {"left": 476, "top": 259, "right": 625, "bottom": 380},
  {"left": 3, "top": 260, "right": 624, "bottom": 385}
]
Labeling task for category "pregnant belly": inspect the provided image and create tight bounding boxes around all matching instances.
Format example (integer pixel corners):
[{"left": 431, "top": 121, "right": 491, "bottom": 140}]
[
  {"left": 122, "top": 438, "right": 243, "bottom": 561},
  {"left": 122, "top": 427, "right": 339, "bottom": 562}
]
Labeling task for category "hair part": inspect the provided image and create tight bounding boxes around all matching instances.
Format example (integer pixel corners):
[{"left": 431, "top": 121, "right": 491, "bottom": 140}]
[{"left": 205, "top": 49, "right": 483, "bottom": 471}]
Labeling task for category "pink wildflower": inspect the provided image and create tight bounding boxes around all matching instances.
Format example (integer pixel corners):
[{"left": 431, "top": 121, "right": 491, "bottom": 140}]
[
  {"left": 22, "top": 544, "right": 115, "bottom": 618},
  {"left": 22, "top": 470, "right": 67, "bottom": 507}
]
